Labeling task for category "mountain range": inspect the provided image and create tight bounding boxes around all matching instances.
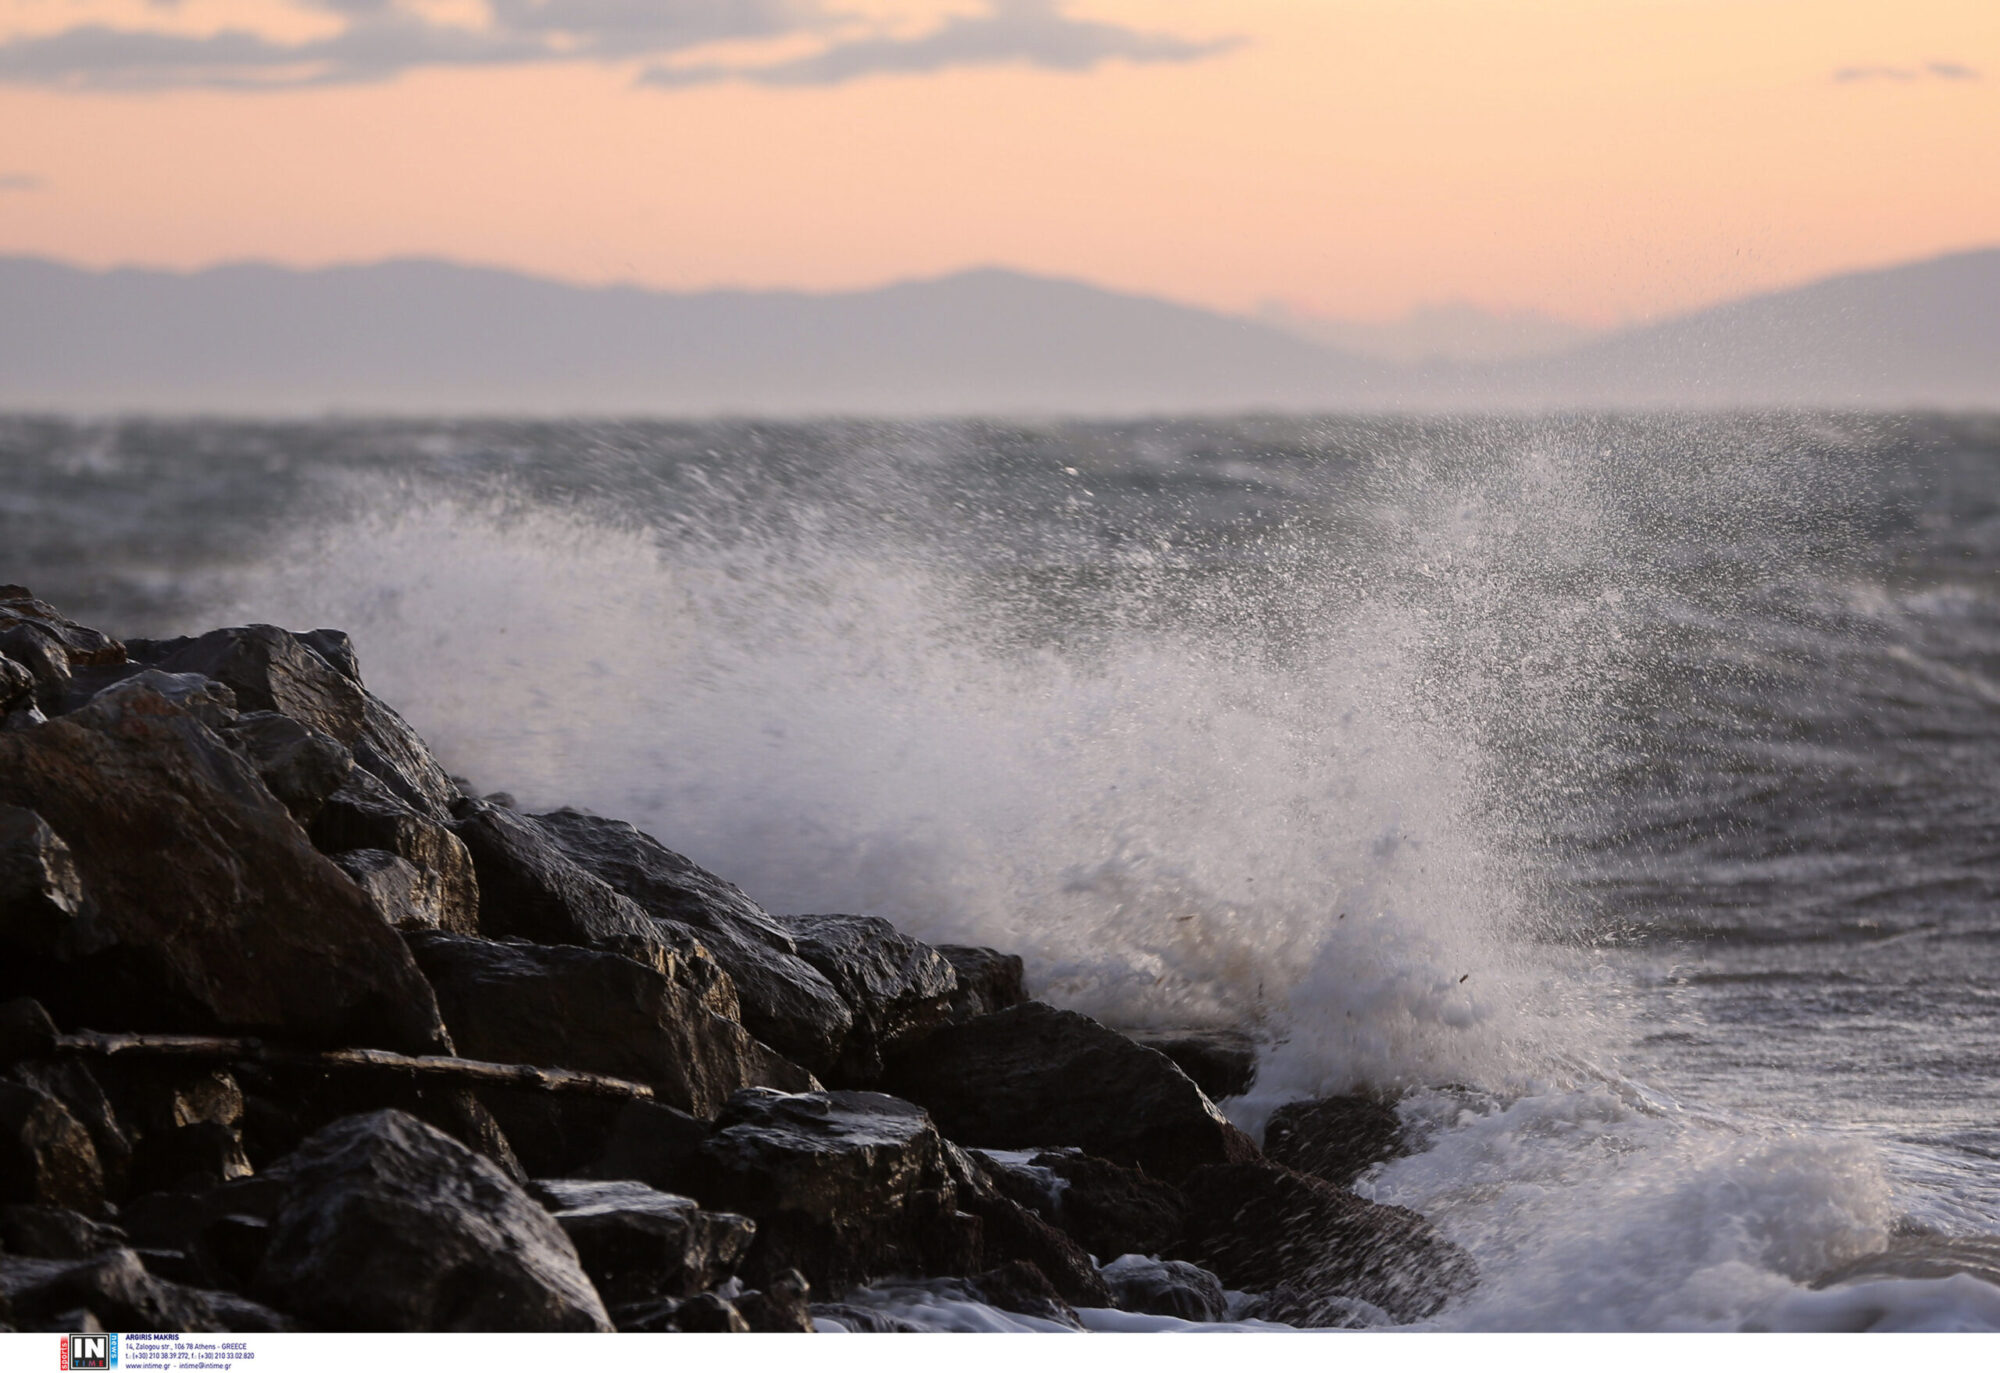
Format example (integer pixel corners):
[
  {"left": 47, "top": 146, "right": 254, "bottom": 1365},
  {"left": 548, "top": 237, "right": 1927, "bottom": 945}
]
[{"left": 2, "top": 247, "right": 1995, "bottom": 414}]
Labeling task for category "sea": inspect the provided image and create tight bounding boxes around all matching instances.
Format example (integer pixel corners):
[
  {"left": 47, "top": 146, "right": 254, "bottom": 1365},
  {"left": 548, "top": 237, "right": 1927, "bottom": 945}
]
[{"left": 7, "top": 410, "right": 2000, "bottom": 1332}]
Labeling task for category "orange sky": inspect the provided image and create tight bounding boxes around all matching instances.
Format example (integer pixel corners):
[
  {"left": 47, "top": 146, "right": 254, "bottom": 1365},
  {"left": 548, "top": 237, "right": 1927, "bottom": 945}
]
[{"left": 0, "top": 1, "right": 1995, "bottom": 324}]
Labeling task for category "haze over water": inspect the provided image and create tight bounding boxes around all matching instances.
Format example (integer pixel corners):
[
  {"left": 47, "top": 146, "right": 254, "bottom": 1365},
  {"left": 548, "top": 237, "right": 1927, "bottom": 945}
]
[{"left": 9, "top": 411, "right": 2000, "bottom": 1329}]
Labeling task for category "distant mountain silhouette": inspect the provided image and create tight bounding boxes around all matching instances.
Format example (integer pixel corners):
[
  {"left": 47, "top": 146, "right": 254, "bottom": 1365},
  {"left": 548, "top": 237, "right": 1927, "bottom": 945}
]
[{"left": 1, "top": 248, "right": 1995, "bottom": 413}]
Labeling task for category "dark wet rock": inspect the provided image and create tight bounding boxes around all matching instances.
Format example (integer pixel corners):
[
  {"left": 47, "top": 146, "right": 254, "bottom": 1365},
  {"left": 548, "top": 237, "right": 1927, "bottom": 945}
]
[
  {"left": 131, "top": 625, "right": 460, "bottom": 821},
  {"left": 310, "top": 771, "right": 479, "bottom": 937},
  {"left": 1261, "top": 1093, "right": 1407, "bottom": 1190},
  {"left": 78, "top": 671, "right": 240, "bottom": 733},
  {"left": 93, "top": 1066, "right": 252, "bottom": 1196},
  {"left": 530, "top": 809, "right": 855, "bottom": 1074},
  {"left": 332, "top": 850, "right": 440, "bottom": 932},
  {"left": 221, "top": 712, "right": 352, "bottom": 824},
  {"left": 987, "top": 1148, "right": 1187, "bottom": 1262},
  {"left": 938, "top": 945, "right": 1027, "bottom": 1022},
  {"left": 881, "top": 1002, "right": 1259, "bottom": 1183},
  {"left": 251, "top": 1109, "right": 612, "bottom": 1331},
  {"left": 0, "top": 686, "right": 450, "bottom": 1054},
  {"left": 737, "top": 1268, "right": 814, "bottom": 1332},
  {"left": 783, "top": 914, "right": 957, "bottom": 1084},
  {"left": 574, "top": 1098, "right": 710, "bottom": 1190},
  {"left": 235, "top": 1063, "right": 520, "bottom": 1181},
  {"left": 0, "top": 628, "right": 74, "bottom": 717},
  {"left": 530, "top": 1178, "right": 755, "bottom": 1305},
  {"left": 0, "top": 1079, "right": 104, "bottom": 1215},
  {"left": 0, "top": 999, "right": 58, "bottom": 1067},
  {"left": 119, "top": 1187, "right": 283, "bottom": 1292},
  {"left": 0, "top": 1206, "right": 126, "bottom": 1260},
  {"left": 451, "top": 802, "right": 658, "bottom": 947},
  {"left": 408, "top": 934, "right": 812, "bottom": 1119},
  {"left": 8, "top": 1061, "right": 132, "bottom": 1199},
  {"left": 0, "top": 805, "right": 85, "bottom": 958},
  {"left": 972, "top": 1259, "right": 1080, "bottom": 1326},
  {"left": 0, "top": 1248, "right": 290, "bottom": 1333},
  {"left": 1178, "top": 1160, "right": 1477, "bottom": 1324},
  {"left": 666, "top": 1292, "right": 752, "bottom": 1332},
  {"left": 0, "top": 652, "right": 36, "bottom": 714},
  {"left": 0, "top": 591, "right": 124, "bottom": 669},
  {"left": 598, "top": 923, "right": 740, "bottom": 1023},
  {"left": 941, "top": 1145, "right": 1111, "bottom": 1307},
  {"left": 1127, "top": 1029, "right": 1259, "bottom": 1103},
  {"left": 296, "top": 629, "right": 359, "bottom": 683},
  {"left": 683, "top": 1088, "right": 980, "bottom": 1296},
  {"left": 1098, "top": 1253, "right": 1226, "bottom": 1322}
]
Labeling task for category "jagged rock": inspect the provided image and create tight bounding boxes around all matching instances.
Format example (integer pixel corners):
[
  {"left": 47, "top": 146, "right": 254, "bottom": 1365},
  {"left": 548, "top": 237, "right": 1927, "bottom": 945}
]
[
  {"left": 0, "top": 591, "right": 124, "bottom": 668},
  {"left": 1127, "top": 1030, "right": 1259, "bottom": 1102},
  {"left": 76, "top": 671, "right": 239, "bottom": 732},
  {"left": 0, "top": 1248, "right": 290, "bottom": 1333},
  {"left": 1098, "top": 1254, "right": 1226, "bottom": 1322},
  {"left": 0, "top": 805, "right": 85, "bottom": 957},
  {"left": 296, "top": 629, "right": 359, "bottom": 682},
  {"left": 938, "top": 945, "right": 1027, "bottom": 1021},
  {"left": 665, "top": 1292, "right": 751, "bottom": 1332},
  {"left": 574, "top": 1098, "right": 710, "bottom": 1190},
  {"left": 1261, "top": 1094, "right": 1407, "bottom": 1189},
  {"left": 0, "top": 629, "right": 69, "bottom": 716},
  {"left": 972, "top": 1260, "right": 1080, "bottom": 1326},
  {"left": 782, "top": 915, "right": 957, "bottom": 1084},
  {"left": 0, "top": 999, "right": 58, "bottom": 1067},
  {"left": 0, "top": 652, "right": 35, "bottom": 714},
  {"left": 881, "top": 1002, "right": 1259, "bottom": 1183},
  {"left": 0, "top": 1206, "right": 126, "bottom": 1260},
  {"left": 532, "top": 810, "right": 853, "bottom": 1074},
  {"left": 234, "top": 1062, "right": 520, "bottom": 1181},
  {"left": 0, "top": 588, "right": 119, "bottom": 719},
  {"left": 333, "top": 850, "right": 441, "bottom": 932},
  {"left": 407, "top": 934, "right": 812, "bottom": 1119},
  {"left": 0, "top": 1079, "right": 104, "bottom": 1215},
  {"left": 0, "top": 685, "right": 450, "bottom": 1054},
  {"left": 737, "top": 1268, "right": 814, "bottom": 1332},
  {"left": 683, "top": 1089, "right": 980, "bottom": 1296},
  {"left": 1178, "top": 1161, "right": 1477, "bottom": 1325},
  {"left": 530, "top": 1179, "right": 755, "bottom": 1305},
  {"left": 597, "top": 924, "right": 740, "bottom": 1022},
  {"left": 129, "top": 625, "right": 460, "bottom": 821},
  {"left": 251, "top": 1110, "right": 613, "bottom": 1331},
  {"left": 8, "top": 1061, "right": 132, "bottom": 1199},
  {"left": 93, "top": 1066, "right": 251, "bottom": 1195},
  {"left": 451, "top": 802, "right": 657, "bottom": 947},
  {"left": 221, "top": 712, "right": 351, "bottom": 824},
  {"left": 984, "top": 1148, "right": 1187, "bottom": 1262},
  {"left": 310, "top": 771, "right": 479, "bottom": 936},
  {"left": 942, "top": 1145, "right": 1112, "bottom": 1307}
]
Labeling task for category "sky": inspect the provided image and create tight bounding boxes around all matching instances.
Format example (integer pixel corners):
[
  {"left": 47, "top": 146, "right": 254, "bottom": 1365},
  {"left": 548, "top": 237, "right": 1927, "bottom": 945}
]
[{"left": 0, "top": 1, "right": 1994, "bottom": 325}]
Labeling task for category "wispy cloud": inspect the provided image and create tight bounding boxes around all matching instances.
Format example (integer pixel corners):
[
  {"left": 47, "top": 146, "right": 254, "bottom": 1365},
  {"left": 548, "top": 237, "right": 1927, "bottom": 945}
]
[
  {"left": 1834, "top": 60, "right": 1982, "bottom": 83},
  {"left": 0, "top": 1, "right": 1240, "bottom": 91},
  {"left": 0, "top": 172, "right": 47, "bottom": 191}
]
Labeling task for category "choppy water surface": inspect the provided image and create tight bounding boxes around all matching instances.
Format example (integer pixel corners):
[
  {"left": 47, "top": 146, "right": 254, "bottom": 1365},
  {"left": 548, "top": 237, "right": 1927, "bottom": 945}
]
[{"left": 7, "top": 412, "right": 2000, "bottom": 1330}]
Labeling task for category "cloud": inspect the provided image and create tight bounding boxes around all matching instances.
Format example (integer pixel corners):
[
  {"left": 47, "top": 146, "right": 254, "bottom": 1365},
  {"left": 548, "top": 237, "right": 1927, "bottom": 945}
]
[
  {"left": 640, "top": 0, "right": 1244, "bottom": 88},
  {"left": 0, "top": 172, "right": 47, "bottom": 191},
  {"left": 0, "top": 0, "right": 1238, "bottom": 91},
  {"left": 1834, "top": 60, "right": 1982, "bottom": 83}
]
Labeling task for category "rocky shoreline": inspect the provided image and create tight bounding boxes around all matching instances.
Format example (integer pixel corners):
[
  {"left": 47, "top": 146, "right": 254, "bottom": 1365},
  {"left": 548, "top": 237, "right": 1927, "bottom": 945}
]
[{"left": 0, "top": 587, "right": 1476, "bottom": 1332}]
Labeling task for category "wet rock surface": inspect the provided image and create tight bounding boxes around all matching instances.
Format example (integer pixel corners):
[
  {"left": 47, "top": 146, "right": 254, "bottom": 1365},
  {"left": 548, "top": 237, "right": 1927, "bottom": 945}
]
[
  {"left": 1261, "top": 1093, "right": 1408, "bottom": 1189},
  {"left": 1098, "top": 1254, "right": 1227, "bottom": 1322},
  {"left": 881, "top": 1001, "right": 1259, "bottom": 1182},
  {"left": 1125, "top": 1029, "right": 1259, "bottom": 1103},
  {"left": 938, "top": 945, "right": 1028, "bottom": 1022},
  {"left": 530, "top": 1178, "right": 755, "bottom": 1305},
  {"left": 782, "top": 915, "right": 958, "bottom": 1084}
]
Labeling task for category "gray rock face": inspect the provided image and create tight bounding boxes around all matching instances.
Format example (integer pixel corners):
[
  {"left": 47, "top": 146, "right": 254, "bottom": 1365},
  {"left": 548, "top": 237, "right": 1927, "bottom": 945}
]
[
  {"left": 1260, "top": 1093, "right": 1407, "bottom": 1189},
  {"left": 881, "top": 1002, "right": 1259, "bottom": 1183},
  {"left": 252, "top": 1110, "right": 613, "bottom": 1332},
  {"left": 310, "top": 770, "right": 480, "bottom": 936},
  {"left": 451, "top": 802, "right": 657, "bottom": 947},
  {"left": 938, "top": 945, "right": 1028, "bottom": 1022},
  {"left": 0, "top": 1079, "right": 104, "bottom": 1214},
  {"left": 220, "top": 712, "right": 352, "bottom": 825},
  {"left": 783, "top": 914, "right": 957, "bottom": 1084},
  {"left": 532, "top": 810, "right": 854, "bottom": 1075},
  {"left": 1178, "top": 1160, "right": 1478, "bottom": 1325},
  {"left": 530, "top": 1178, "right": 755, "bottom": 1305},
  {"left": 0, "top": 686, "right": 450, "bottom": 1054},
  {"left": 332, "top": 850, "right": 440, "bottom": 932},
  {"left": 684, "top": 1088, "right": 980, "bottom": 1296},
  {"left": 407, "top": 934, "right": 813, "bottom": 1118},
  {"left": 1099, "top": 1254, "right": 1226, "bottom": 1322},
  {"left": 0, "top": 1247, "right": 290, "bottom": 1333}
]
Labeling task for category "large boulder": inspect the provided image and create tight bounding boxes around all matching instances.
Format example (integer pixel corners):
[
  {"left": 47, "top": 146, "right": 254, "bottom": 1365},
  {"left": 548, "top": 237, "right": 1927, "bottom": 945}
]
[
  {"left": 0, "top": 588, "right": 124, "bottom": 716},
  {"left": 531, "top": 810, "right": 853, "bottom": 1074},
  {"left": 940, "top": 1144, "right": 1113, "bottom": 1307},
  {"left": 0, "top": 684, "right": 450, "bottom": 1053},
  {"left": 530, "top": 1179, "right": 755, "bottom": 1305},
  {"left": 129, "top": 624, "right": 461, "bottom": 821},
  {"left": 782, "top": 914, "right": 957, "bottom": 1084},
  {"left": 1126, "top": 1029, "right": 1259, "bottom": 1103},
  {"left": 219, "top": 712, "right": 352, "bottom": 825},
  {"left": 450, "top": 802, "right": 657, "bottom": 947},
  {"left": 251, "top": 1110, "right": 613, "bottom": 1331},
  {"left": 682, "top": 1089, "right": 980, "bottom": 1296},
  {"left": 0, "top": 1079, "right": 105, "bottom": 1215},
  {"left": 0, "top": 1248, "right": 289, "bottom": 1333},
  {"left": 1178, "top": 1161, "right": 1477, "bottom": 1325},
  {"left": 407, "top": 934, "right": 812, "bottom": 1119},
  {"left": 1261, "top": 1093, "right": 1407, "bottom": 1189},
  {"left": 0, "top": 804, "right": 85, "bottom": 955},
  {"left": 310, "top": 770, "right": 479, "bottom": 936},
  {"left": 979, "top": 1148, "right": 1187, "bottom": 1262},
  {"left": 880, "top": 1002, "right": 1259, "bottom": 1183},
  {"left": 1098, "top": 1253, "right": 1227, "bottom": 1322},
  {"left": 938, "top": 945, "right": 1027, "bottom": 1022}
]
